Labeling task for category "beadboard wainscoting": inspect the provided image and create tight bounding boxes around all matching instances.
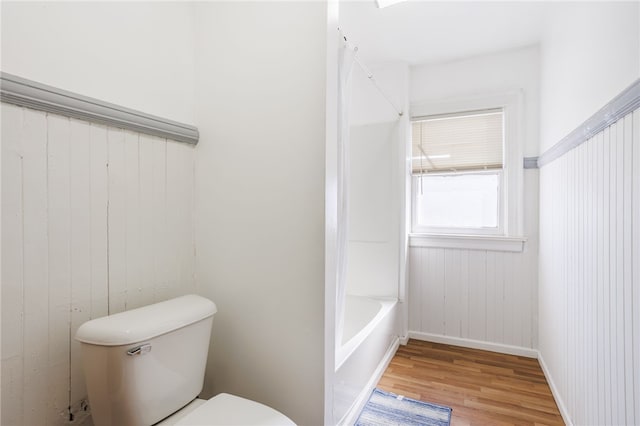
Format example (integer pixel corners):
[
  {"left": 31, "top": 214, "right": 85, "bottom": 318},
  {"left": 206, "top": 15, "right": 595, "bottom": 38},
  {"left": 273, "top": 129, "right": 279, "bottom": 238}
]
[
  {"left": 1, "top": 103, "right": 196, "bottom": 425},
  {"left": 539, "top": 108, "right": 640, "bottom": 425},
  {"left": 408, "top": 244, "right": 538, "bottom": 355}
]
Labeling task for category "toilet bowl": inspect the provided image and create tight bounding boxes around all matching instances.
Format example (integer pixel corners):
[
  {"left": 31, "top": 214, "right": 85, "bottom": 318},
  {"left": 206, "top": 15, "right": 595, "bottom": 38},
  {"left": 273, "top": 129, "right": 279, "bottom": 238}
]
[
  {"left": 158, "top": 394, "right": 295, "bottom": 426},
  {"left": 75, "top": 295, "right": 295, "bottom": 426}
]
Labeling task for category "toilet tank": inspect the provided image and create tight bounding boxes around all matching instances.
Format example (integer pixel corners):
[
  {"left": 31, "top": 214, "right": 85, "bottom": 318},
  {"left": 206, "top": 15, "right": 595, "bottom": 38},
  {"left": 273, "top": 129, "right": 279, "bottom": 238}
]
[{"left": 75, "top": 295, "right": 217, "bottom": 426}]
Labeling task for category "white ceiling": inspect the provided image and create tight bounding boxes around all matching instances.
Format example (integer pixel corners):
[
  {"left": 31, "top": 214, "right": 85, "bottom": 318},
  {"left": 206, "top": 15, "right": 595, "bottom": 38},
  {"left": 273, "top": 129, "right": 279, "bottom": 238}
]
[{"left": 339, "top": 1, "right": 550, "bottom": 66}]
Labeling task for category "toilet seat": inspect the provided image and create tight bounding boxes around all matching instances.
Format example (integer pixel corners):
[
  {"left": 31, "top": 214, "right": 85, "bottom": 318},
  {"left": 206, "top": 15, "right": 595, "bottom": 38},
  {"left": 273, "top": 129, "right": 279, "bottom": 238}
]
[{"left": 174, "top": 393, "right": 296, "bottom": 426}]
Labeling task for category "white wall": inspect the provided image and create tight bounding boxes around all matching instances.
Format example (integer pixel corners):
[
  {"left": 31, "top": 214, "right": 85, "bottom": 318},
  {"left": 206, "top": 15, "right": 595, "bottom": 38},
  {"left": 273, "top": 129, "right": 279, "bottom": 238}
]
[
  {"left": 409, "top": 244, "right": 538, "bottom": 353},
  {"left": 407, "top": 46, "right": 540, "bottom": 353},
  {"left": 0, "top": 1, "right": 196, "bottom": 125},
  {"left": 537, "top": 3, "right": 640, "bottom": 424},
  {"left": 1, "top": 3, "right": 198, "bottom": 424},
  {"left": 193, "top": 3, "right": 329, "bottom": 425},
  {"left": 1, "top": 104, "right": 196, "bottom": 426},
  {"left": 411, "top": 45, "right": 540, "bottom": 157},
  {"left": 2, "top": 3, "right": 334, "bottom": 425},
  {"left": 539, "top": 109, "right": 640, "bottom": 425},
  {"left": 539, "top": 2, "right": 640, "bottom": 152}
]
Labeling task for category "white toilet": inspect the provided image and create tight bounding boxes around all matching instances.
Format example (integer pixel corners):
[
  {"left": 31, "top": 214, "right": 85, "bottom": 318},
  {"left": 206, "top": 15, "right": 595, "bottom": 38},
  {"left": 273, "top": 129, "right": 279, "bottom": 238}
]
[{"left": 75, "top": 294, "right": 296, "bottom": 426}]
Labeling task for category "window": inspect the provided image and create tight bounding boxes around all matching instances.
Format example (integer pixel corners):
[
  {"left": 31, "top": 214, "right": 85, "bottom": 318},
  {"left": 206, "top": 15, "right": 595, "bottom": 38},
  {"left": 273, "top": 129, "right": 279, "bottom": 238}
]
[
  {"left": 412, "top": 109, "right": 505, "bottom": 235},
  {"left": 409, "top": 92, "right": 525, "bottom": 248},
  {"left": 411, "top": 109, "right": 504, "bottom": 234},
  {"left": 415, "top": 172, "right": 500, "bottom": 229}
]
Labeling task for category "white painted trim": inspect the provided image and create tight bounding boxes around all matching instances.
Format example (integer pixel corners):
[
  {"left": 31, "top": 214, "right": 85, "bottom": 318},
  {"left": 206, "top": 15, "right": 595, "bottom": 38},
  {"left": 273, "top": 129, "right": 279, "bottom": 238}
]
[
  {"left": 0, "top": 72, "right": 199, "bottom": 144},
  {"left": 408, "top": 331, "right": 538, "bottom": 358},
  {"left": 537, "top": 351, "right": 574, "bottom": 426},
  {"left": 409, "top": 234, "right": 526, "bottom": 252},
  {"left": 338, "top": 337, "right": 400, "bottom": 426},
  {"left": 324, "top": 6, "right": 340, "bottom": 424}
]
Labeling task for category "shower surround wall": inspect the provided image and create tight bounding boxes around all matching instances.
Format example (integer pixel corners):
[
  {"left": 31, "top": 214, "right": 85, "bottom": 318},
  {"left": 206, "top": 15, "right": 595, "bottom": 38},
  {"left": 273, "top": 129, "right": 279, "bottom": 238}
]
[
  {"left": 346, "top": 63, "right": 407, "bottom": 300},
  {"left": 332, "top": 61, "right": 409, "bottom": 424},
  {"left": 1, "top": 3, "right": 198, "bottom": 425},
  {"left": 347, "top": 121, "right": 400, "bottom": 297}
]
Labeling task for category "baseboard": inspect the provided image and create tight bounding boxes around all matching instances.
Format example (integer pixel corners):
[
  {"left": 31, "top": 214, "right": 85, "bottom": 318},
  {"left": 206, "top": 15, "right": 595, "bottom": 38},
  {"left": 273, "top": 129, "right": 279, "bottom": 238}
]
[
  {"left": 339, "top": 336, "right": 400, "bottom": 426},
  {"left": 537, "top": 351, "right": 573, "bottom": 426},
  {"left": 408, "top": 331, "right": 538, "bottom": 358}
]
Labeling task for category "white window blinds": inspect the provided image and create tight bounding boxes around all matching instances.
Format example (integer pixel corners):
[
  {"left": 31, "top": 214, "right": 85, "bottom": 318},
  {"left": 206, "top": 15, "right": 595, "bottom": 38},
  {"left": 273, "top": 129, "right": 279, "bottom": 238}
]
[{"left": 412, "top": 109, "right": 504, "bottom": 174}]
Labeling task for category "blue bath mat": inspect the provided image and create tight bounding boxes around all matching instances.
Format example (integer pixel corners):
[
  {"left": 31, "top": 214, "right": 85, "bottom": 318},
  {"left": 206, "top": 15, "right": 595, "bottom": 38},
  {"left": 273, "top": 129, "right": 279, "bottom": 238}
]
[{"left": 355, "top": 388, "right": 452, "bottom": 426}]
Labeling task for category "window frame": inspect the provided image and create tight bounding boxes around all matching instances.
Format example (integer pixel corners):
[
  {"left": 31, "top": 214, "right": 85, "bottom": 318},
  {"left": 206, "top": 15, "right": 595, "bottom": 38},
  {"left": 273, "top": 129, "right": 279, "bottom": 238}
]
[{"left": 409, "top": 91, "right": 525, "bottom": 249}]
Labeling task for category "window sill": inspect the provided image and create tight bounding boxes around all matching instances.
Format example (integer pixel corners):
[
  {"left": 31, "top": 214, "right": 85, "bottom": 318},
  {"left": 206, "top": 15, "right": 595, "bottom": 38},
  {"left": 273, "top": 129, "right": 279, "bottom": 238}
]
[{"left": 409, "top": 233, "right": 526, "bottom": 252}]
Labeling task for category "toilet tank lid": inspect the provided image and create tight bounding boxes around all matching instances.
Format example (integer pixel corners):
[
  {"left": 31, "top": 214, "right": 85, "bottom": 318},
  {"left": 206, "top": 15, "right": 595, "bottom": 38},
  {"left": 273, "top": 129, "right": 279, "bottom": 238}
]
[{"left": 75, "top": 294, "right": 217, "bottom": 346}]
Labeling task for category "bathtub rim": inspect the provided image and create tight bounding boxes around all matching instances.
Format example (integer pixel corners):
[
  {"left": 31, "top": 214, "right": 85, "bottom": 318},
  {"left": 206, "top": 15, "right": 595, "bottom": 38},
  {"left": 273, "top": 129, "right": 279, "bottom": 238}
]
[{"left": 335, "top": 296, "right": 398, "bottom": 371}]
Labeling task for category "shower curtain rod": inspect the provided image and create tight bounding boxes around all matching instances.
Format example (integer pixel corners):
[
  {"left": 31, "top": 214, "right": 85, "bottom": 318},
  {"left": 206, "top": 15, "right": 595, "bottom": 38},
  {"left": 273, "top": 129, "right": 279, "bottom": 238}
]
[
  {"left": 353, "top": 54, "right": 404, "bottom": 117},
  {"left": 341, "top": 30, "right": 404, "bottom": 117}
]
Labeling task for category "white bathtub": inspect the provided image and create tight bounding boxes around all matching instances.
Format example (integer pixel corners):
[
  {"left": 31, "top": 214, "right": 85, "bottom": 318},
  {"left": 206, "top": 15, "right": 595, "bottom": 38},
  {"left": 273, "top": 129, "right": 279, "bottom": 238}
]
[
  {"left": 334, "top": 295, "right": 399, "bottom": 424},
  {"left": 337, "top": 296, "right": 396, "bottom": 369}
]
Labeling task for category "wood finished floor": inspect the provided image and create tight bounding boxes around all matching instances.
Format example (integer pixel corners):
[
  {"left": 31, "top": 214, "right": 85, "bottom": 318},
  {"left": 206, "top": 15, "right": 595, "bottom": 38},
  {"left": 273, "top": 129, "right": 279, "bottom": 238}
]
[{"left": 376, "top": 340, "right": 564, "bottom": 426}]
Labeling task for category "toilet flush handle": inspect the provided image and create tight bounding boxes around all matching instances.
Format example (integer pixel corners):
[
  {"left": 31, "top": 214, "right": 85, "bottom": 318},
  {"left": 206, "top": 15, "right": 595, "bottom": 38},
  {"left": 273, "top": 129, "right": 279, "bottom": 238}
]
[{"left": 127, "top": 343, "right": 152, "bottom": 356}]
